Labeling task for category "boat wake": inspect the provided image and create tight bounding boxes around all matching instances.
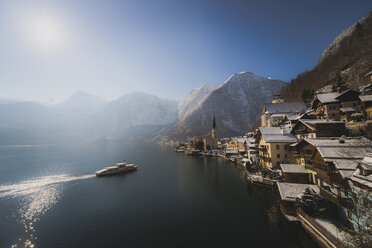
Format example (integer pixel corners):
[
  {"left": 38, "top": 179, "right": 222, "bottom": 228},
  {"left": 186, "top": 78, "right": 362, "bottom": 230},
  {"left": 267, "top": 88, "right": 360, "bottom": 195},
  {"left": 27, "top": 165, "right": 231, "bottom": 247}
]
[
  {"left": 0, "top": 174, "right": 95, "bottom": 198},
  {"left": 0, "top": 174, "right": 95, "bottom": 248}
]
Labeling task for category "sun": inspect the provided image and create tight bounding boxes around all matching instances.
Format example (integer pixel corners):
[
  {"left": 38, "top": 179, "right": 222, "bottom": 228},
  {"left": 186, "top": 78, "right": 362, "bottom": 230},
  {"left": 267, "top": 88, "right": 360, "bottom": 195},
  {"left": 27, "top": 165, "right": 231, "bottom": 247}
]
[{"left": 27, "top": 15, "right": 65, "bottom": 51}]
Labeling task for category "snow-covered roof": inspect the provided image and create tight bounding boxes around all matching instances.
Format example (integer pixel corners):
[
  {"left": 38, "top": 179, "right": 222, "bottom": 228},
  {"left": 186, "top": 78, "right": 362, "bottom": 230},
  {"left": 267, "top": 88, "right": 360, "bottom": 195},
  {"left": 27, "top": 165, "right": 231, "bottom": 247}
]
[
  {"left": 226, "top": 150, "right": 238, "bottom": 154},
  {"left": 280, "top": 164, "right": 308, "bottom": 174},
  {"left": 340, "top": 107, "right": 356, "bottom": 113},
  {"left": 277, "top": 182, "right": 319, "bottom": 202},
  {"left": 270, "top": 114, "right": 286, "bottom": 118},
  {"left": 285, "top": 113, "right": 300, "bottom": 121},
  {"left": 300, "top": 137, "right": 372, "bottom": 178},
  {"left": 259, "top": 127, "right": 296, "bottom": 143},
  {"left": 232, "top": 137, "right": 248, "bottom": 143},
  {"left": 303, "top": 119, "right": 344, "bottom": 126},
  {"left": 315, "top": 90, "right": 360, "bottom": 105},
  {"left": 265, "top": 102, "right": 306, "bottom": 114},
  {"left": 359, "top": 95, "right": 372, "bottom": 102},
  {"left": 351, "top": 168, "right": 372, "bottom": 188},
  {"left": 316, "top": 92, "right": 340, "bottom": 104}
]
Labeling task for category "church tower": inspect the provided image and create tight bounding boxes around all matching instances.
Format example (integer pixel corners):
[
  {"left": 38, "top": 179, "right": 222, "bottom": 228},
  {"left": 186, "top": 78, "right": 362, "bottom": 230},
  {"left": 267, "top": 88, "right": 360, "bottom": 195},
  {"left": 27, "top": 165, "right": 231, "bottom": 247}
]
[{"left": 211, "top": 114, "right": 217, "bottom": 140}]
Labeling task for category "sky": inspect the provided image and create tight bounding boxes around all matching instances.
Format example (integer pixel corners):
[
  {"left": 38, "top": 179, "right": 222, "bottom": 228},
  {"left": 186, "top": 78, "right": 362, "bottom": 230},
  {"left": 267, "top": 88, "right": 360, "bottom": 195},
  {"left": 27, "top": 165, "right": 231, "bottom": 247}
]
[{"left": 0, "top": 0, "right": 371, "bottom": 103}]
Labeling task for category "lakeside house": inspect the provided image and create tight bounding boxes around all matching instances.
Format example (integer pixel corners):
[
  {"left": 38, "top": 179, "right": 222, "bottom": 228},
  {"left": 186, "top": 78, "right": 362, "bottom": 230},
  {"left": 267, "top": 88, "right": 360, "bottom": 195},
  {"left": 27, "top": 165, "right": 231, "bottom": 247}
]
[
  {"left": 292, "top": 136, "right": 372, "bottom": 228},
  {"left": 276, "top": 182, "right": 319, "bottom": 222},
  {"left": 280, "top": 163, "right": 310, "bottom": 184},
  {"left": 256, "top": 126, "right": 296, "bottom": 169}
]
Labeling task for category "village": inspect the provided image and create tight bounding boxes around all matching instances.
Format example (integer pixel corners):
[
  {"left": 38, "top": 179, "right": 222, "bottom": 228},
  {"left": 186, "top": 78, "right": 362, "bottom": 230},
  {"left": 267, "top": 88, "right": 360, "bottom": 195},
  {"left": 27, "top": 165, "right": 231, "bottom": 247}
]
[{"left": 175, "top": 72, "right": 372, "bottom": 248}]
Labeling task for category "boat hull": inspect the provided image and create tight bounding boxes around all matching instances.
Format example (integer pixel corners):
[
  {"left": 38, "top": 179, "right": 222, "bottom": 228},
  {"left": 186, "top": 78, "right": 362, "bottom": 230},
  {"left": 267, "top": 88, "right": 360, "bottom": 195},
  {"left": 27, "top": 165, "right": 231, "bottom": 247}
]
[{"left": 96, "top": 166, "right": 138, "bottom": 177}]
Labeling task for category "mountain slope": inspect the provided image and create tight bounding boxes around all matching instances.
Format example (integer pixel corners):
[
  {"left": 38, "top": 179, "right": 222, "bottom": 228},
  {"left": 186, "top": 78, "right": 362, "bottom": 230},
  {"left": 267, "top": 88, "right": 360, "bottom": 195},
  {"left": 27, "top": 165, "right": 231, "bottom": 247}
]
[
  {"left": 177, "top": 83, "right": 213, "bottom": 120},
  {"left": 282, "top": 11, "right": 372, "bottom": 101},
  {"left": 52, "top": 90, "right": 106, "bottom": 115},
  {"left": 159, "top": 72, "right": 286, "bottom": 142},
  {"left": 87, "top": 92, "right": 179, "bottom": 140}
]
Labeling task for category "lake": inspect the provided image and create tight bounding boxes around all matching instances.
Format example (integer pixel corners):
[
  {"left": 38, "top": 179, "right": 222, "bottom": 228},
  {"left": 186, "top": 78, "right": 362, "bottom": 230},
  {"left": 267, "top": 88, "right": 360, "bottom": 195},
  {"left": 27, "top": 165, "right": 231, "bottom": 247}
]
[{"left": 0, "top": 142, "right": 317, "bottom": 248}]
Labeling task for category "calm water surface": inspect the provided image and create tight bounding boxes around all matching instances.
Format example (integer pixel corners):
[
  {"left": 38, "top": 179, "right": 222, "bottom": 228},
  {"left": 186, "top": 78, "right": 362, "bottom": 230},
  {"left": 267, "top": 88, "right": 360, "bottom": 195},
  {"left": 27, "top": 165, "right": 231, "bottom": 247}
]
[{"left": 0, "top": 143, "right": 317, "bottom": 248}]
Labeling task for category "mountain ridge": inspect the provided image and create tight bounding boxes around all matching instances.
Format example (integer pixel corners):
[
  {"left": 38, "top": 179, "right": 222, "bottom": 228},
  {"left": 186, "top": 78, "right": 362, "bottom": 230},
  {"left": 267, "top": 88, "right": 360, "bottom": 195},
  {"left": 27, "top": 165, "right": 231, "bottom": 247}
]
[{"left": 159, "top": 72, "right": 286, "bottom": 142}]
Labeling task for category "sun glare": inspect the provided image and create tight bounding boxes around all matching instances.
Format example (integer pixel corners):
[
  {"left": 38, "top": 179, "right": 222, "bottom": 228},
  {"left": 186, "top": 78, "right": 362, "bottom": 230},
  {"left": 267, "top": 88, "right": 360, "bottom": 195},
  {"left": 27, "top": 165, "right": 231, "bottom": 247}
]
[{"left": 27, "top": 15, "right": 66, "bottom": 51}]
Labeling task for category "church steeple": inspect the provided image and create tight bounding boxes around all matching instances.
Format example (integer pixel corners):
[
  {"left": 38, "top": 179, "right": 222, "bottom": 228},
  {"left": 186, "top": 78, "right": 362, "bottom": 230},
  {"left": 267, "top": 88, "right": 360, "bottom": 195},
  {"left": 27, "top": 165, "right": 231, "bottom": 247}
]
[{"left": 211, "top": 115, "right": 217, "bottom": 140}]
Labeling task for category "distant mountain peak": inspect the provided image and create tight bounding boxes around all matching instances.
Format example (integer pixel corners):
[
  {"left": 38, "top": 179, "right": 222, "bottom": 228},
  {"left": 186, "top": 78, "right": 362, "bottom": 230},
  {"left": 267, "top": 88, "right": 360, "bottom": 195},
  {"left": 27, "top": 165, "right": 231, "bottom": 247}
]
[
  {"left": 218, "top": 71, "right": 284, "bottom": 89},
  {"left": 178, "top": 83, "right": 214, "bottom": 120},
  {"left": 160, "top": 71, "right": 286, "bottom": 142}
]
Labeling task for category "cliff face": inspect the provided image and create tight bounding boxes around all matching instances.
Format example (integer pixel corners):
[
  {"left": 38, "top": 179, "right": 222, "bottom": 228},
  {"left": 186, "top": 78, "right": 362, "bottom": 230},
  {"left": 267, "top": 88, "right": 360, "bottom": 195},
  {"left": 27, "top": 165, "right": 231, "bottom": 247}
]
[
  {"left": 159, "top": 72, "right": 286, "bottom": 142},
  {"left": 281, "top": 12, "right": 372, "bottom": 101}
]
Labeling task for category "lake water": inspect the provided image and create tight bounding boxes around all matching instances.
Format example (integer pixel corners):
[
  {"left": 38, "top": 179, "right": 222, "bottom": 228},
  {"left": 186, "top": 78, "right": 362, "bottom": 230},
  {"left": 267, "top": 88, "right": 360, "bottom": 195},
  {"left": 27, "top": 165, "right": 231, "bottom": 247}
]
[{"left": 0, "top": 142, "right": 317, "bottom": 248}]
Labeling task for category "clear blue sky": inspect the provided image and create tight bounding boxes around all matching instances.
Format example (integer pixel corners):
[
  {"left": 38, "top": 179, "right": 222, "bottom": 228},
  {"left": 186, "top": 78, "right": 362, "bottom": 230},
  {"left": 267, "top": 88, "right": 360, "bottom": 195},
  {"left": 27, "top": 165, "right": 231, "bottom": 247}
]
[{"left": 0, "top": 0, "right": 371, "bottom": 102}]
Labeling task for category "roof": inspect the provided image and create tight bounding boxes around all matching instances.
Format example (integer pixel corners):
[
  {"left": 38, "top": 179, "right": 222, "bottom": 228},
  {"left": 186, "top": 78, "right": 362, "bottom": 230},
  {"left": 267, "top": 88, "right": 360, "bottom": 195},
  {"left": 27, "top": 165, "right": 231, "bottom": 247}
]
[
  {"left": 316, "top": 92, "right": 340, "bottom": 104},
  {"left": 300, "top": 137, "right": 372, "bottom": 178},
  {"left": 259, "top": 127, "right": 297, "bottom": 143},
  {"left": 265, "top": 102, "right": 306, "bottom": 114},
  {"left": 291, "top": 119, "right": 345, "bottom": 133},
  {"left": 359, "top": 95, "right": 372, "bottom": 102},
  {"left": 305, "top": 138, "right": 371, "bottom": 160},
  {"left": 340, "top": 107, "right": 356, "bottom": 113},
  {"left": 225, "top": 150, "right": 238, "bottom": 154},
  {"left": 350, "top": 169, "right": 372, "bottom": 188},
  {"left": 280, "top": 164, "right": 308, "bottom": 174},
  {"left": 285, "top": 113, "right": 300, "bottom": 121},
  {"left": 277, "top": 182, "right": 319, "bottom": 202}
]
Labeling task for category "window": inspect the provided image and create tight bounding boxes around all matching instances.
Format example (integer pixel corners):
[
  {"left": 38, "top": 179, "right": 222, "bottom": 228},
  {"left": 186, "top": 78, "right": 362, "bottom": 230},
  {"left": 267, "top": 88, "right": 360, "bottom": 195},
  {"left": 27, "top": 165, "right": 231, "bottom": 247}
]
[
  {"left": 285, "top": 154, "right": 288, "bottom": 159},
  {"left": 332, "top": 113, "right": 336, "bottom": 118},
  {"left": 276, "top": 145, "right": 280, "bottom": 150},
  {"left": 304, "top": 149, "right": 312, "bottom": 155},
  {"left": 277, "top": 154, "right": 280, "bottom": 159},
  {"left": 353, "top": 102, "right": 357, "bottom": 107},
  {"left": 284, "top": 145, "right": 289, "bottom": 150}
]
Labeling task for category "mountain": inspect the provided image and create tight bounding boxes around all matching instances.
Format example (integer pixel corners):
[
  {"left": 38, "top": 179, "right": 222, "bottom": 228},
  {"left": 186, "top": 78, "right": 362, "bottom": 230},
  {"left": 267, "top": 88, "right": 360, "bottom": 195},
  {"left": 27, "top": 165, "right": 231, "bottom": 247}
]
[
  {"left": 87, "top": 92, "right": 179, "bottom": 141},
  {"left": 159, "top": 72, "right": 286, "bottom": 142},
  {"left": 281, "top": 11, "right": 372, "bottom": 101},
  {"left": 52, "top": 90, "right": 106, "bottom": 115},
  {"left": 177, "top": 83, "right": 213, "bottom": 120}
]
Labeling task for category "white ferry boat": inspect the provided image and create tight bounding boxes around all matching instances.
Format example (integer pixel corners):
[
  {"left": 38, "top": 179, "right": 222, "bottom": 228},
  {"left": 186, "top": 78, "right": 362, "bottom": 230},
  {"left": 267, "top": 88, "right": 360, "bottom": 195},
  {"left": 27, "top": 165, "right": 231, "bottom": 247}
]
[{"left": 95, "top": 161, "right": 138, "bottom": 177}]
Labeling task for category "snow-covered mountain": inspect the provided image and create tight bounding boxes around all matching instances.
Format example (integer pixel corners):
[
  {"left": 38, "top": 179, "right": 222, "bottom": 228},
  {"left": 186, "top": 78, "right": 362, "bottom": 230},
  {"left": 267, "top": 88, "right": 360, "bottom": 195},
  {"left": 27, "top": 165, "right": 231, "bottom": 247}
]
[
  {"left": 0, "top": 72, "right": 286, "bottom": 144},
  {"left": 159, "top": 72, "right": 286, "bottom": 142},
  {"left": 87, "top": 92, "right": 178, "bottom": 140},
  {"left": 177, "top": 83, "right": 213, "bottom": 120}
]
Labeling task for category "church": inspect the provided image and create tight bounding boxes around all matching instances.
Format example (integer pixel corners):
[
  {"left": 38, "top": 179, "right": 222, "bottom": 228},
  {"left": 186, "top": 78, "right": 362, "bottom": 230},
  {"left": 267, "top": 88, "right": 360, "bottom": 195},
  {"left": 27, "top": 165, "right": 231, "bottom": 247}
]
[{"left": 202, "top": 115, "right": 218, "bottom": 150}]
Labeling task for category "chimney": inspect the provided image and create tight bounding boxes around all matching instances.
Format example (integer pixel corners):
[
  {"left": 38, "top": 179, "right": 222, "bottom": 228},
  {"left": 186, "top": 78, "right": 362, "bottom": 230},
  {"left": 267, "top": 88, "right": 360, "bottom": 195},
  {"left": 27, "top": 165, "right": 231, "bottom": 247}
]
[{"left": 280, "top": 126, "right": 285, "bottom": 135}]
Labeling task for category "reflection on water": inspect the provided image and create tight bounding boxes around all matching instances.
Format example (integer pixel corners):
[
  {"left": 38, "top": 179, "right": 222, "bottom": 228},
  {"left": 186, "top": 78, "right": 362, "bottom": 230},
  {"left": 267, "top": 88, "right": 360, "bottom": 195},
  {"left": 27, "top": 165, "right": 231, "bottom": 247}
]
[{"left": 0, "top": 174, "right": 94, "bottom": 248}]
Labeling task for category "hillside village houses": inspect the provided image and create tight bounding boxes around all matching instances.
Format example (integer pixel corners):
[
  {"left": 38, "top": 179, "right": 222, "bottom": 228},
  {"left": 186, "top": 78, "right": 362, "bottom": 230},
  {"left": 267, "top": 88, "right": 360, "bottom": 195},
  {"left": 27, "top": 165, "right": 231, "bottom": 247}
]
[
  {"left": 178, "top": 77, "right": 372, "bottom": 247},
  {"left": 256, "top": 126, "right": 296, "bottom": 168},
  {"left": 311, "top": 89, "right": 361, "bottom": 121},
  {"left": 260, "top": 96, "right": 306, "bottom": 127}
]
